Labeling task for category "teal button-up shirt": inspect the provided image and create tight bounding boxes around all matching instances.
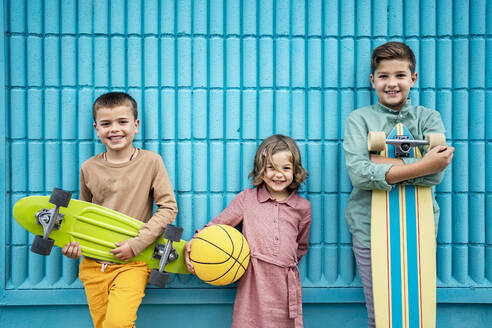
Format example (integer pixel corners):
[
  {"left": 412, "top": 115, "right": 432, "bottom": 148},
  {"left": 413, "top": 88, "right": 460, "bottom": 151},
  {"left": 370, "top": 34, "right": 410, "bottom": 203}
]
[{"left": 343, "top": 99, "right": 446, "bottom": 248}]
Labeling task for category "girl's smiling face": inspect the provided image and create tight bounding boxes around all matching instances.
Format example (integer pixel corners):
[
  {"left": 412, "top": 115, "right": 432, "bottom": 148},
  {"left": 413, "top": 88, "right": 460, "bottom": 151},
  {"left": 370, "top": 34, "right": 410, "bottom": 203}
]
[{"left": 262, "top": 150, "right": 294, "bottom": 201}]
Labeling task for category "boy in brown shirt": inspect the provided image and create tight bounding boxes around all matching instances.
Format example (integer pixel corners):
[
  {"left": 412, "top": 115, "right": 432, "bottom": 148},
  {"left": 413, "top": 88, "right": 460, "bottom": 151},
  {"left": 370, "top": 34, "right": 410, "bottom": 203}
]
[{"left": 62, "top": 92, "right": 178, "bottom": 328}]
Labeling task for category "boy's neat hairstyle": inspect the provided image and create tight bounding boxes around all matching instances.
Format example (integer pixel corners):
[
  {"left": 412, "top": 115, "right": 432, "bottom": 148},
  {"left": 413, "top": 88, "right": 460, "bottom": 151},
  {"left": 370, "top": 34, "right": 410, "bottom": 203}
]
[
  {"left": 249, "top": 134, "right": 308, "bottom": 192},
  {"left": 371, "top": 41, "right": 416, "bottom": 74},
  {"left": 92, "top": 92, "right": 138, "bottom": 122}
]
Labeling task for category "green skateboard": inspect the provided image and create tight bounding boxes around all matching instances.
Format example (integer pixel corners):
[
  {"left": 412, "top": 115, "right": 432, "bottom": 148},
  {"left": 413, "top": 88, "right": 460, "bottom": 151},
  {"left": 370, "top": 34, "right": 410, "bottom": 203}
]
[{"left": 13, "top": 188, "right": 190, "bottom": 287}]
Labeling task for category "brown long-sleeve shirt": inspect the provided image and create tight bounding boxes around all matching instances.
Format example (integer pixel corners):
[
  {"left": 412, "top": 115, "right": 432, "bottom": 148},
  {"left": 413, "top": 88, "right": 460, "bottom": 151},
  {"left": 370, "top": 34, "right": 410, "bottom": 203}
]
[{"left": 80, "top": 149, "right": 178, "bottom": 255}]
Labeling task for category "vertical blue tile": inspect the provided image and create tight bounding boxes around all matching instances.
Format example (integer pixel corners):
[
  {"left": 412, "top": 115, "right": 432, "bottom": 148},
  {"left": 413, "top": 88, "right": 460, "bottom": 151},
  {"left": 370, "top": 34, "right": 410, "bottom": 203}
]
[
  {"left": 469, "top": 194, "right": 485, "bottom": 243},
  {"left": 307, "top": 0, "right": 322, "bottom": 36},
  {"left": 452, "top": 142, "right": 468, "bottom": 192},
  {"left": 356, "top": 0, "right": 371, "bottom": 36},
  {"left": 323, "top": 194, "right": 338, "bottom": 242},
  {"left": 26, "top": 0, "right": 42, "bottom": 33},
  {"left": 161, "top": 37, "right": 175, "bottom": 87},
  {"left": 45, "top": 141, "right": 61, "bottom": 190},
  {"left": 355, "top": 39, "right": 371, "bottom": 88},
  {"left": 27, "top": 142, "right": 44, "bottom": 192},
  {"left": 61, "top": 89, "right": 76, "bottom": 140},
  {"left": 276, "top": 0, "right": 290, "bottom": 35},
  {"left": 241, "top": 142, "right": 256, "bottom": 188},
  {"left": 193, "top": 142, "right": 208, "bottom": 192},
  {"left": 128, "top": 37, "right": 142, "bottom": 87},
  {"left": 144, "top": 0, "right": 159, "bottom": 34},
  {"left": 93, "top": 0, "right": 108, "bottom": 34},
  {"left": 388, "top": 0, "right": 403, "bottom": 36},
  {"left": 193, "top": 90, "right": 207, "bottom": 139},
  {"left": 10, "top": 0, "right": 26, "bottom": 33},
  {"left": 77, "top": 89, "right": 94, "bottom": 140},
  {"left": 420, "top": 39, "right": 436, "bottom": 88},
  {"left": 27, "top": 89, "right": 42, "bottom": 140},
  {"left": 421, "top": 90, "right": 436, "bottom": 109},
  {"left": 452, "top": 246, "right": 468, "bottom": 284},
  {"left": 436, "top": 194, "right": 452, "bottom": 243},
  {"left": 225, "top": 142, "right": 240, "bottom": 192},
  {"left": 340, "top": 0, "right": 355, "bottom": 36},
  {"left": 144, "top": 37, "right": 159, "bottom": 87},
  {"left": 324, "top": 90, "right": 338, "bottom": 140},
  {"left": 209, "top": 37, "right": 224, "bottom": 87},
  {"left": 177, "top": 90, "right": 191, "bottom": 139},
  {"left": 324, "top": 39, "right": 338, "bottom": 88},
  {"left": 454, "top": 0, "right": 469, "bottom": 35},
  {"left": 340, "top": 39, "right": 354, "bottom": 88},
  {"left": 291, "top": 0, "right": 305, "bottom": 36},
  {"left": 259, "top": 38, "right": 273, "bottom": 87},
  {"left": 242, "top": 0, "right": 257, "bottom": 35},
  {"left": 276, "top": 38, "right": 290, "bottom": 87},
  {"left": 44, "top": 37, "right": 60, "bottom": 86},
  {"left": 421, "top": 0, "right": 436, "bottom": 36},
  {"left": 437, "top": 0, "right": 452, "bottom": 36},
  {"left": 291, "top": 90, "right": 308, "bottom": 139},
  {"left": 61, "top": 37, "right": 76, "bottom": 86},
  {"left": 193, "top": 37, "right": 207, "bottom": 88},
  {"left": 10, "top": 36, "right": 26, "bottom": 87},
  {"left": 11, "top": 142, "right": 27, "bottom": 192},
  {"left": 10, "top": 89, "right": 26, "bottom": 139},
  {"left": 452, "top": 91, "right": 469, "bottom": 140},
  {"left": 372, "top": 0, "right": 387, "bottom": 37},
  {"left": 307, "top": 144, "right": 322, "bottom": 192},
  {"left": 61, "top": 142, "right": 77, "bottom": 191},
  {"left": 241, "top": 90, "right": 257, "bottom": 140},
  {"left": 26, "top": 36, "right": 41, "bottom": 87},
  {"left": 177, "top": 38, "right": 192, "bottom": 86},
  {"left": 110, "top": 0, "right": 125, "bottom": 34},
  {"left": 226, "top": 38, "right": 240, "bottom": 87},
  {"left": 470, "top": 38, "right": 485, "bottom": 89},
  {"left": 225, "top": 90, "right": 240, "bottom": 139},
  {"left": 110, "top": 36, "right": 126, "bottom": 88},
  {"left": 437, "top": 90, "right": 453, "bottom": 139},
  {"left": 436, "top": 39, "right": 452, "bottom": 89},
  {"left": 258, "top": 90, "right": 273, "bottom": 139},
  {"left": 177, "top": 142, "right": 192, "bottom": 191},
  {"left": 210, "top": 142, "right": 224, "bottom": 192},
  {"left": 127, "top": 0, "right": 142, "bottom": 34},
  {"left": 242, "top": 38, "right": 257, "bottom": 88},
  {"left": 324, "top": 0, "right": 338, "bottom": 36},
  {"left": 209, "top": 90, "right": 224, "bottom": 139},
  {"left": 291, "top": 38, "right": 305, "bottom": 87},
  {"left": 144, "top": 89, "right": 159, "bottom": 140},
  {"left": 77, "top": 0, "right": 92, "bottom": 34},
  {"left": 44, "top": 89, "right": 60, "bottom": 139},
  {"left": 308, "top": 90, "right": 322, "bottom": 139},
  {"left": 470, "top": 90, "right": 485, "bottom": 140},
  {"left": 437, "top": 245, "right": 452, "bottom": 284},
  {"left": 60, "top": 0, "right": 76, "bottom": 33},
  {"left": 259, "top": 0, "right": 273, "bottom": 35},
  {"left": 209, "top": 0, "right": 223, "bottom": 35},
  {"left": 307, "top": 39, "right": 321, "bottom": 88},
  {"left": 226, "top": 0, "right": 240, "bottom": 35},
  {"left": 94, "top": 37, "right": 109, "bottom": 87},
  {"left": 275, "top": 90, "right": 290, "bottom": 135},
  {"left": 78, "top": 37, "right": 93, "bottom": 86},
  {"left": 469, "top": 142, "right": 485, "bottom": 192}
]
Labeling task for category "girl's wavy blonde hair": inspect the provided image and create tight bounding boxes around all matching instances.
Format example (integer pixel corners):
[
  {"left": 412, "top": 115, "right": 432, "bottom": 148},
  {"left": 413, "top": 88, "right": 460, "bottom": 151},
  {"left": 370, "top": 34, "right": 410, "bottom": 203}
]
[{"left": 248, "top": 134, "right": 308, "bottom": 192}]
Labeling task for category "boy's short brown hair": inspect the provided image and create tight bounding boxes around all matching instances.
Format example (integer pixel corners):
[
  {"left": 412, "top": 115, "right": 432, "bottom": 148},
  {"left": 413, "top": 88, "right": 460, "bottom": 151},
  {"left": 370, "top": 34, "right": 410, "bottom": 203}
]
[
  {"left": 249, "top": 134, "right": 308, "bottom": 192},
  {"left": 92, "top": 92, "right": 138, "bottom": 122},
  {"left": 371, "top": 41, "right": 416, "bottom": 74}
]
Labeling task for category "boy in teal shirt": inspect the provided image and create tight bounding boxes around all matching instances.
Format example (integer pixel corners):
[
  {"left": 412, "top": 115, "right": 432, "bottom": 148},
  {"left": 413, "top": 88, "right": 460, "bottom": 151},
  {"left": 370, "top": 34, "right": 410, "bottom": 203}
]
[{"left": 343, "top": 41, "right": 454, "bottom": 327}]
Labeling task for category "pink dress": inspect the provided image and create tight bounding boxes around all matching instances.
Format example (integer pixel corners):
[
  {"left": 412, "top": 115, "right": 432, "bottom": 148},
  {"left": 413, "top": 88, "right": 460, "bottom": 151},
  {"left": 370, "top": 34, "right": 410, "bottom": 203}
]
[{"left": 203, "top": 185, "right": 312, "bottom": 328}]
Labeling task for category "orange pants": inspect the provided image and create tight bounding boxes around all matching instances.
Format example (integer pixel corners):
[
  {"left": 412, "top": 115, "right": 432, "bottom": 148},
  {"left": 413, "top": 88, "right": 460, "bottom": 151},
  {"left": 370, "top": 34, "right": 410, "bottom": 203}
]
[{"left": 79, "top": 257, "right": 151, "bottom": 328}]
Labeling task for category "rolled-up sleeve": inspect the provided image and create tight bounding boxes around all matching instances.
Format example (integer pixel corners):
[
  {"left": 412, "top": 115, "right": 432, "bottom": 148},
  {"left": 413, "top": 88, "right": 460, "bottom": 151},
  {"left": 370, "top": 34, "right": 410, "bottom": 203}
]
[{"left": 343, "top": 115, "right": 394, "bottom": 191}]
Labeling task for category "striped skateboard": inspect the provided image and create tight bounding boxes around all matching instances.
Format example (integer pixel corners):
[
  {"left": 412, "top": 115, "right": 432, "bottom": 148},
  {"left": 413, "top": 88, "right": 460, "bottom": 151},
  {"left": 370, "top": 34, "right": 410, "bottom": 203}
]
[
  {"left": 369, "top": 123, "right": 445, "bottom": 328},
  {"left": 13, "top": 189, "right": 190, "bottom": 288}
]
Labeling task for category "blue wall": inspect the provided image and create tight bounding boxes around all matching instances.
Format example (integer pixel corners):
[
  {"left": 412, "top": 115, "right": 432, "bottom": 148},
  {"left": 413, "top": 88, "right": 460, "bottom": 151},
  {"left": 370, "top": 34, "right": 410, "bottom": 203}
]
[{"left": 2, "top": 0, "right": 492, "bottom": 327}]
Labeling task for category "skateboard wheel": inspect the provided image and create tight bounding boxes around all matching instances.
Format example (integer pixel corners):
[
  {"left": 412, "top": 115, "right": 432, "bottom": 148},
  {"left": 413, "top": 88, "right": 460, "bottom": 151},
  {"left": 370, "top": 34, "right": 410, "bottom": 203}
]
[
  {"left": 368, "top": 131, "right": 386, "bottom": 152},
  {"left": 149, "top": 269, "right": 169, "bottom": 288},
  {"left": 426, "top": 133, "right": 446, "bottom": 151},
  {"left": 49, "top": 188, "right": 72, "bottom": 208},
  {"left": 31, "top": 235, "right": 55, "bottom": 255},
  {"left": 163, "top": 224, "right": 183, "bottom": 242}
]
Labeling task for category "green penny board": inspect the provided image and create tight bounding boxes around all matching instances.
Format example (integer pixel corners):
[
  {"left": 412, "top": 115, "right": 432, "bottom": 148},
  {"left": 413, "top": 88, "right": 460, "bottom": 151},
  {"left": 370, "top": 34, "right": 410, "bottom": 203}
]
[{"left": 13, "top": 196, "right": 190, "bottom": 274}]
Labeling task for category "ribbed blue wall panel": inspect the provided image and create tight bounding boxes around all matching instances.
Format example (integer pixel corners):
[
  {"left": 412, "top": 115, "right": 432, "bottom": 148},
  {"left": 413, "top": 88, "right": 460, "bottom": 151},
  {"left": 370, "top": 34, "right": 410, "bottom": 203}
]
[{"left": 2, "top": 0, "right": 491, "bottom": 319}]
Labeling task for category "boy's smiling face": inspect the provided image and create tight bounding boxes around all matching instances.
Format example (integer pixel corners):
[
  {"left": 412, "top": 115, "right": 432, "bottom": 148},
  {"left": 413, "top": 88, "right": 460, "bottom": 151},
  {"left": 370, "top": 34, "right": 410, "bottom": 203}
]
[
  {"left": 370, "top": 59, "right": 417, "bottom": 111},
  {"left": 93, "top": 105, "right": 139, "bottom": 154}
]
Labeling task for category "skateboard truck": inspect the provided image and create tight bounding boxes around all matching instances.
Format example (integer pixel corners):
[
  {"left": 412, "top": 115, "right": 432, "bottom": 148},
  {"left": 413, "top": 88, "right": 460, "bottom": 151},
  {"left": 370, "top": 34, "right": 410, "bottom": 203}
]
[
  {"left": 31, "top": 188, "right": 72, "bottom": 255},
  {"left": 148, "top": 224, "right": 183, "bottom": 287},
  {"left": 368, "top": 131, "right": 446, "bottom": 158}
]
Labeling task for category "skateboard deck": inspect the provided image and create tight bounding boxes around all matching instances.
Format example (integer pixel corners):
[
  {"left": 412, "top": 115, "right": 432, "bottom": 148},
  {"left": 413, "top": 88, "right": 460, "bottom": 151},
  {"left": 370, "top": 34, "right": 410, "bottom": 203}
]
[
  {"left": 370, "top": 123, "right": 436, "bottom": 328},
  {"left": 13, "top": 195, "right": 190, "bottom": 275}
]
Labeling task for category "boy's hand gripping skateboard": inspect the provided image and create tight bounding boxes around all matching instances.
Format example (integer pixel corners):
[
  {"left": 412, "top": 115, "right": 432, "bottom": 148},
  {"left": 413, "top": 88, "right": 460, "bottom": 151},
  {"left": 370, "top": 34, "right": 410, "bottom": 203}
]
[
  {"left": 13, "top": 188, "right": 190, "bottom": 288},
  {"left": 368, "top": 123, "right": 445, "bottom": 328}
]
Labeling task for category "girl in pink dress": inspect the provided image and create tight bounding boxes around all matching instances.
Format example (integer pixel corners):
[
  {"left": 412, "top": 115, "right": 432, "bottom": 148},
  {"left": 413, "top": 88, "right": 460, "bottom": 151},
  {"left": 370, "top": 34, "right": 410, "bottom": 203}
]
[{"left": 185, "top": 134, "right": 312, "bottom": 328}]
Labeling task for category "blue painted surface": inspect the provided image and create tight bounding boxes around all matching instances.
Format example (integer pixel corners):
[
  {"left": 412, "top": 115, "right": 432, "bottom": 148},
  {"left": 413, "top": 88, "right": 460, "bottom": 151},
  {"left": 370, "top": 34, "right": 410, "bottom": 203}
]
[{"left": 2, "top": 0, "right": 492, "bottom": 327}]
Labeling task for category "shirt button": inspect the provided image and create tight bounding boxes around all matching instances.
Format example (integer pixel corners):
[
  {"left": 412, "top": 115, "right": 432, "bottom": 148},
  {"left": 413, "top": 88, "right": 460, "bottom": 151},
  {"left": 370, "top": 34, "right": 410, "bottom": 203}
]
[{"left": 370, "top": 176, "right": 374, "bottom": 180}]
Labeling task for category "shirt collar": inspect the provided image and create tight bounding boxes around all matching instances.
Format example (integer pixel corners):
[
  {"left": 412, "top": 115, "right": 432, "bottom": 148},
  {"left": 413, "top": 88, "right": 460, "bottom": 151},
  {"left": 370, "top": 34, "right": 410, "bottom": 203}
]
[
  {"left": 374, "top": 98, "right": 412, "bottom": 116},
  {"left": 257, "top": 184, "right": 298, "bottom": 208}
]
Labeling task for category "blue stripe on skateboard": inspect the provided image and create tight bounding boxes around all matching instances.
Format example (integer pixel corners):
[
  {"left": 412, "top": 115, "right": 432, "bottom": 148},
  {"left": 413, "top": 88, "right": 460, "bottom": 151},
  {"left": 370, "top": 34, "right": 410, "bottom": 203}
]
[
  {"left": 387, "top": 130, "right": 403, "bottom": 328},
  {"left": 389, "top": 186, "right": 403, "bottom": 328},
  {"left": 405, "top": 184, "right": 420, "bottom": 327}
]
